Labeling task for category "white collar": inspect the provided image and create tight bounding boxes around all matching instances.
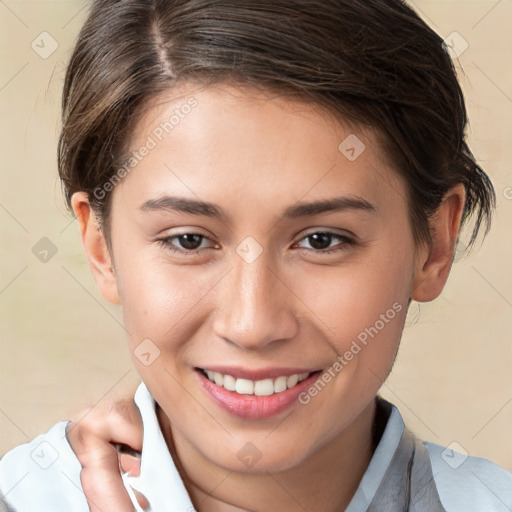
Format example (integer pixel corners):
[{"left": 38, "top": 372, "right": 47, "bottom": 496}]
[
  {"left": 123, "top": 383, "right": 195, "bottom": 512},
  {"left": 124, "top": 383, "right": 405, "bottom": 512}
]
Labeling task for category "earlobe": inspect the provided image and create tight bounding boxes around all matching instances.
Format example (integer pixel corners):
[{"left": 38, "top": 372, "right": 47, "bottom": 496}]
[
  {"left": 71, "top": 192, "right": 121, "bottom": 305},
  {"left": 411, "top": 184, "right": 466, "bottom": 303}
]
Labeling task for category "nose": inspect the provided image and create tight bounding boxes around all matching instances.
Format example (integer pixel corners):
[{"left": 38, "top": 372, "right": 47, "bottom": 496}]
[{"left": 212, "top": 250, "right": 299, "bottom": 351}]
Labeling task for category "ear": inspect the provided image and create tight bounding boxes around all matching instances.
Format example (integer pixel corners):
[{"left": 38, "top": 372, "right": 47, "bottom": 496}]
[
  {"left": 411, "top": 183, "right": 466, "bottom": 302},
  {"left": 71, "top": 192, "right": 121, "bottom": 305}
]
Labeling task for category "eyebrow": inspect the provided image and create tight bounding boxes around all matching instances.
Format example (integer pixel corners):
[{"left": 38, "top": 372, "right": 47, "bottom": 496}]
[{"left": 139, "top": 194, "right": 377, "bottom": 221}]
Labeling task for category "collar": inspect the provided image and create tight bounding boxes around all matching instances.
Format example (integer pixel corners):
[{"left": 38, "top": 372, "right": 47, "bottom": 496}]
[
  {"left": 346, "top": 397, "right": 405, "bottom": 510},
  {"left": 124, "top": 383, "right": 410, "bottom": 512},
  {"left": 122, "top": 383, "right": 195, "bottom": 512}
]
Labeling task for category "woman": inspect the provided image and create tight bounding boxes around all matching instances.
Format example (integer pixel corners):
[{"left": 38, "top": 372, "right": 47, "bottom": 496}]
[{"left": 0, "top": 0, "right": 510, "bottom": 510}]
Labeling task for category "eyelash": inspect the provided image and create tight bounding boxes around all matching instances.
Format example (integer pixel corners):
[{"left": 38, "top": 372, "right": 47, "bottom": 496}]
[{"left": 156, "top": 231, "right": 356, "bottom": 256}]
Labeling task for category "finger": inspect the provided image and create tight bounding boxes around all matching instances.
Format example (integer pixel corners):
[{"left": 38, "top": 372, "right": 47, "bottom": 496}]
[
  {"left": 106, "top": 399, "right": 144, "bottom": 452},
  {"left": 64, "top": 398, "right": 144, "bottom": 512},
  {"left": 79, "top": 440, "right": 135, "bottom": 512},
  {"left": 67, "top": 398, "right": 143, "bottom": 455},
  {"left": 119, "top": 453, "right": 141, "bottom": 477},
  {"left": 132, "top": 488, "right": 150, "bottom": 510}
]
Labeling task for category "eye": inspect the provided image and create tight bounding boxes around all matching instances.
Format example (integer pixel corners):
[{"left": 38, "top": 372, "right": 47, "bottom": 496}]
[
  {"left": 294, "top": 231, "right": 356, "bottom": 255},
  {"left": 156, "top": 230, "right": 356, "bottom": 257},
  {"left": 156, "top": 233, "right": 215, "bottom": 255}
]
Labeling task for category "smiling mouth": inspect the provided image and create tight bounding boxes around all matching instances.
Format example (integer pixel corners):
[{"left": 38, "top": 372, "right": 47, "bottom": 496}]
[{"left": 195, "top": 368, "right": 320, "bottom": 396}]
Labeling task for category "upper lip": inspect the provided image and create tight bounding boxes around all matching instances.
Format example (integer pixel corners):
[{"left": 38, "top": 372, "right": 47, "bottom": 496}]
[{"left": 196, "top": 366, "right": 322, "bottom": 381}]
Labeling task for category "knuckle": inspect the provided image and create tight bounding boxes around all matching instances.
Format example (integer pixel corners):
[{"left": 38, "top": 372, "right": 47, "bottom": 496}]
[{"left": 111, "top": 399, "right": 139, "bottom": 422}]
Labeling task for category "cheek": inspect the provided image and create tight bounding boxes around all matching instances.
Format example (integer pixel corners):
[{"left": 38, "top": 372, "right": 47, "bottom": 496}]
[
  {"left": 289, "top": 243, "right": 414, "bottom": 391},
  {"left": 115, "top": 251, "right": 215, "bottom": 351},
  {"left": 295, "top": 250, "right": 412, "bottom": 337},
  {"left": 115, "top": 223, "right": 414, "bottom": 367}
]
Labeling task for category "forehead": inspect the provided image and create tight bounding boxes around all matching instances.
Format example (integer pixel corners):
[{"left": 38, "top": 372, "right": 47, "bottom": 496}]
[{"left": 113, "top": 82, "right": 407, "bottom": 222}]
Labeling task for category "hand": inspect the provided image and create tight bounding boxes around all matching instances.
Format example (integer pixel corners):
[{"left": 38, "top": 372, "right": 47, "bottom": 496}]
[{"left": 65, "top": 398, "right": 149, "bottom": 511}]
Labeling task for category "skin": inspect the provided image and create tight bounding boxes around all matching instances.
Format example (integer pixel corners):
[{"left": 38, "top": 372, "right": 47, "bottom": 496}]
[{"left": 70, "top": 81, "right": 465, "bottom": 512}]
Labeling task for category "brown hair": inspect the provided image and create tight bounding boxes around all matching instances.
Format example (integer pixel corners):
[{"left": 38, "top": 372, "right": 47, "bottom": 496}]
[{"left": 58, "top": 0, "right": 495, "bottom": 252}]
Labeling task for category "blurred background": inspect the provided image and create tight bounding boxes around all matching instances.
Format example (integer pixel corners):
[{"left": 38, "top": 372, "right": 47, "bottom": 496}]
[{"left": 1, "top": 0, "right": 511, "bottom": 470}]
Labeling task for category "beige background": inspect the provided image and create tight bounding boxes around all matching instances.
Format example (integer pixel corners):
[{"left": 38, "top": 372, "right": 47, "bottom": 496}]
[{"left": 1, "top": 0, "right": 511, "bottom": 471}]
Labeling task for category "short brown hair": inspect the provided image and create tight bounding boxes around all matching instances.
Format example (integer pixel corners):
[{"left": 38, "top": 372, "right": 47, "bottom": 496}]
[{"left": 58, "top": 0, "right": 495, "bottom": 251}]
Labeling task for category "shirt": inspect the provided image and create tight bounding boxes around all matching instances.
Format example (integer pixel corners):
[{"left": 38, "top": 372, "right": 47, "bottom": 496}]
[{"left": 1, "top": 382, "right": 511, "bottom": 511}]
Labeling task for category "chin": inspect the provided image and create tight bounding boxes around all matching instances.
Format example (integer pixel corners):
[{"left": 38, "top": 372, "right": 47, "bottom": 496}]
[{"left": 201, "top": 435, "right": 312, "bottom": 474}]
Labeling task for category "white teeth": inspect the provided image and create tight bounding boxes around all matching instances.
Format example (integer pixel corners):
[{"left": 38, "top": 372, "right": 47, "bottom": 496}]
[
  {"left": 223, "top": 374, "right": 236, "bottom": 391},
  {"left": 202, "top": 370, "right": 311, "bottom": 395},
  {"left": 274, "top": 376, "right": 287, "bottom": 393},
  {"left": 254, "top": 379, "right": 274, "bottom": 396},
  {"left": 286, "top": 374, "right": 298, "bottom": 388},
  {"left": 235, "top": 378, "right": 254, "bottom": 395}
]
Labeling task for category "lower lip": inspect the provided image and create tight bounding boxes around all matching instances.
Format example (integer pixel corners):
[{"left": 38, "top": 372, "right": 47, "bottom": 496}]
[{"left": 195, "top": 369, "right": 322, "bottom": 420}]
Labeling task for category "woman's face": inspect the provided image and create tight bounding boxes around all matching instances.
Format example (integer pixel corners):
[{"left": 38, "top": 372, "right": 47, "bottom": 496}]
[{"left": 107, "top": 82, "right": 418, "bottom": 472}]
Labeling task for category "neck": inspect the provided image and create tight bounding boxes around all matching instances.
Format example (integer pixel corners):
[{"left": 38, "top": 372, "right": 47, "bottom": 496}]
[{"left": 157, "top": 399, "right": 378, "bottom": 512}]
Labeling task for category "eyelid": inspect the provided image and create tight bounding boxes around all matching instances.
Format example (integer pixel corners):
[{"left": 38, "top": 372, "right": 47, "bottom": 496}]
[
  {"left": 156, "top": 227, "right": 358, "bottom": 256},
  {"left": 297, "top": 227, "right": 357, "bottom": 240},
  {"left": 156, "top": 232, "right": 217, "bottom": 253},
  {"left": 292, "top": 229, "right": 356, "bottom": 253}
]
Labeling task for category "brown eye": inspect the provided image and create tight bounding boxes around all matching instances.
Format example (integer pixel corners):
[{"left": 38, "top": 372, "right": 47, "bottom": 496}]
[
  {"left": 173, "top": 234, "right": 204, "bottom": 250},
  {"left": 156, "top": 233, "right": 214, "bottom": 254},
  {"left": 295, "top": 231, "right": 356, "bottom": 255}
]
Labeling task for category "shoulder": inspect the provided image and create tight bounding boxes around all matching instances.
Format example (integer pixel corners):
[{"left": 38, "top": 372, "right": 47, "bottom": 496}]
[
  {"left": 375, "top": 397, "right": 512, "bottom": 511},
  {"left": 0, "top": 420, "right": 89, "bottom": 511},
  {"left": 424, "top": 440, "right": 512, "bottom": 512}
]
